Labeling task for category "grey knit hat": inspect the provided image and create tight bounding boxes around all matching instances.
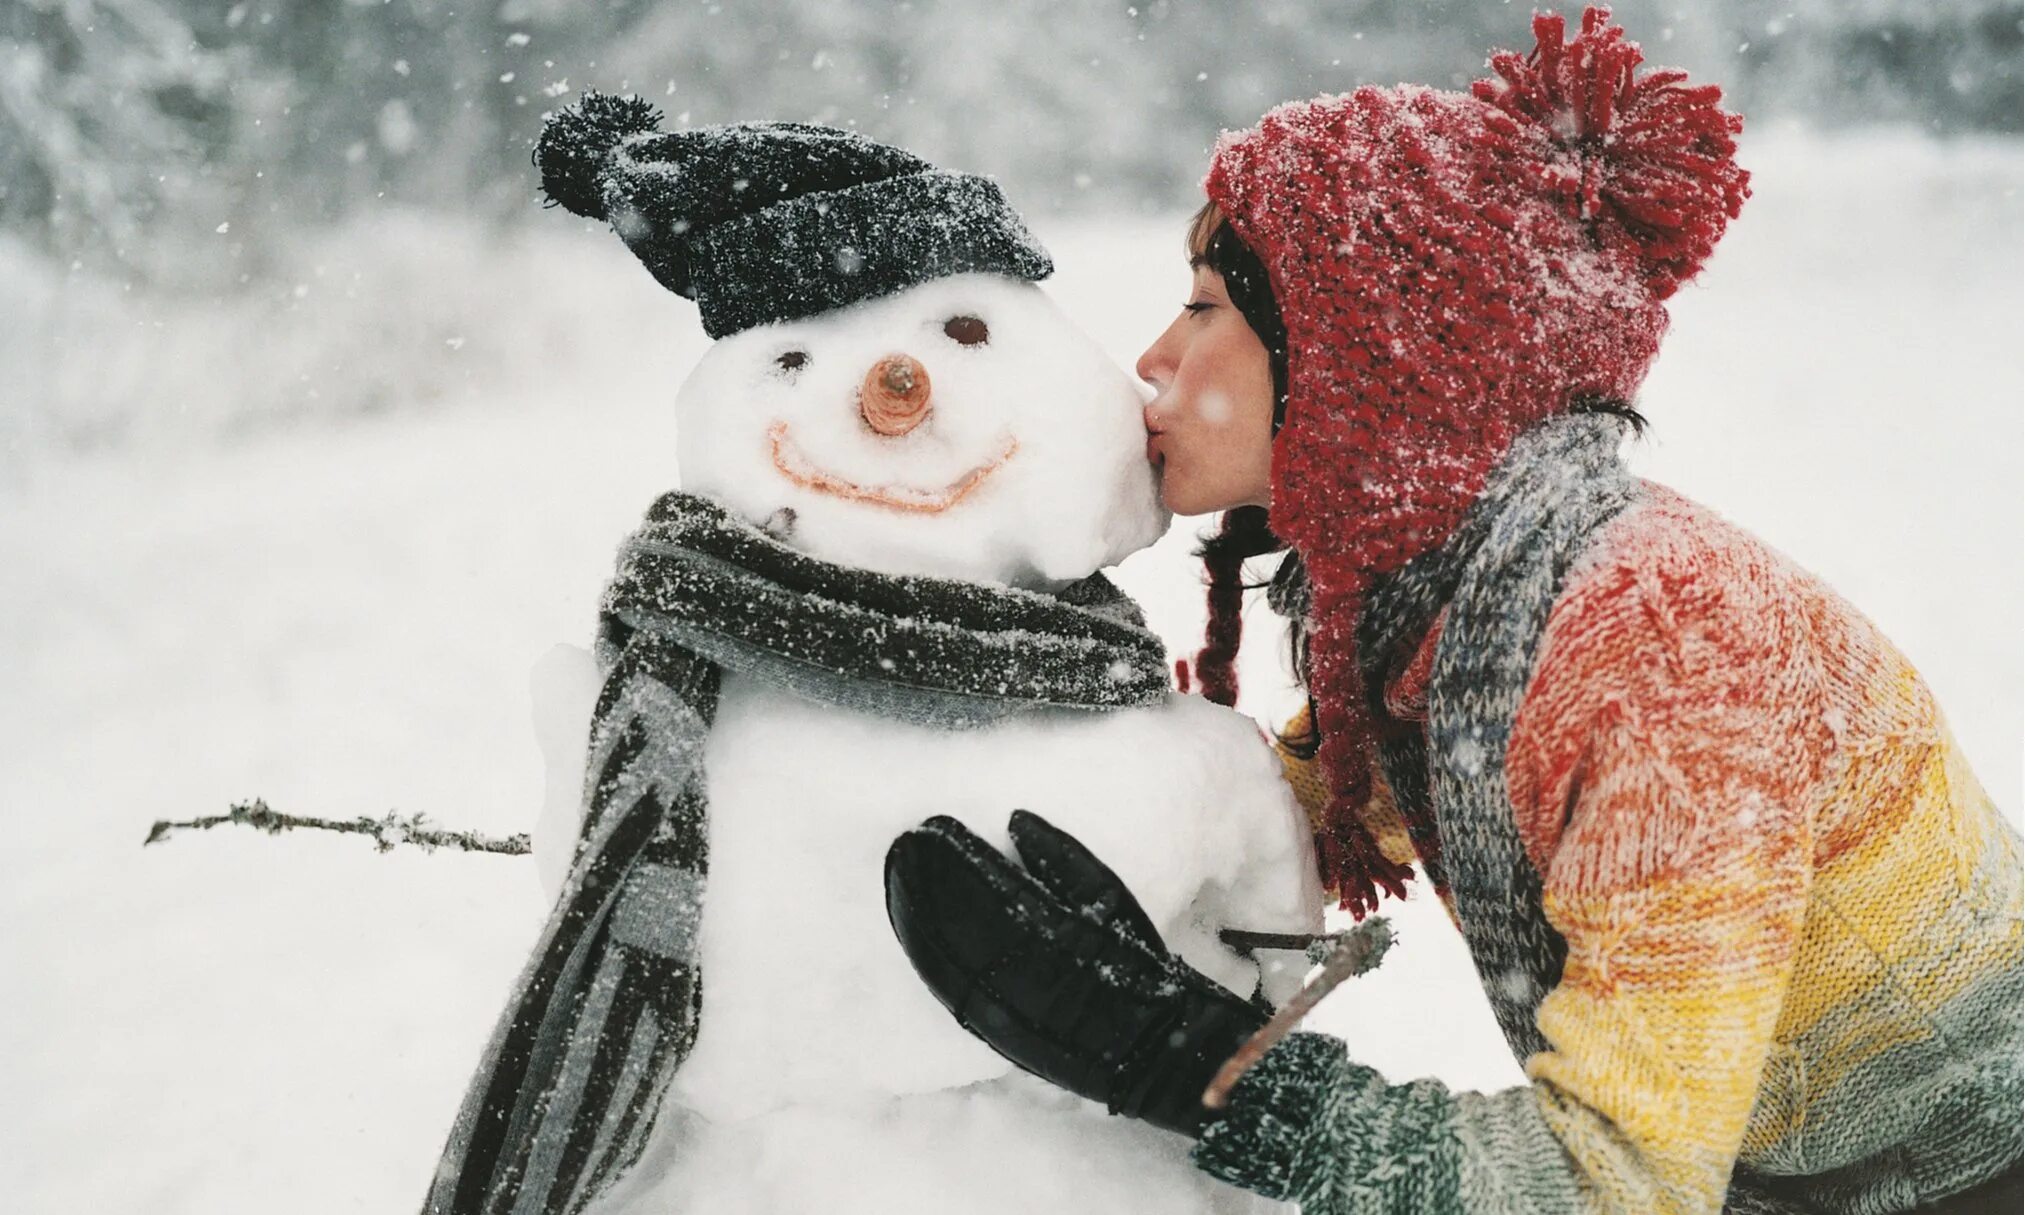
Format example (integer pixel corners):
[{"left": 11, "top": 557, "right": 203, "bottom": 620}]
[{"left": 534, "top": 92, "right": 1055, "bottom": 338}]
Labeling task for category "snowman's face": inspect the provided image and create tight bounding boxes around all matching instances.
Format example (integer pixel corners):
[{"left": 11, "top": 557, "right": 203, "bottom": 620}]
[{"left": 674, "top": 273, "right": 1170, "bottom": 587}]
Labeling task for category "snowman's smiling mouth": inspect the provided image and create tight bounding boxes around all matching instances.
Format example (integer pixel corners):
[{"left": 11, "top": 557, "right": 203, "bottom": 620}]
[{"left": 766, "top": 421, "right": 1020, "bottom": 515}]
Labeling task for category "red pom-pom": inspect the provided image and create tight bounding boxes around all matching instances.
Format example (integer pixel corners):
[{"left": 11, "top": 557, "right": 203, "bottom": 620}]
[{"left": 1471, "top": 5, "right": 1751, "bottom": 298}]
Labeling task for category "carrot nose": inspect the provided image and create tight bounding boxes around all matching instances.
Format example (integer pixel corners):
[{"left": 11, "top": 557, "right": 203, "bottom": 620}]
[{"left": 860, "top": 354, "right": 932, "bottom": 436}]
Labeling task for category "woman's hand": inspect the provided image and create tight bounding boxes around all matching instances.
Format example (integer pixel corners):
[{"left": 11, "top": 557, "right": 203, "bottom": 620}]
[{"left": 883, "top": 809, "right": 1268, "bottom": 1138}]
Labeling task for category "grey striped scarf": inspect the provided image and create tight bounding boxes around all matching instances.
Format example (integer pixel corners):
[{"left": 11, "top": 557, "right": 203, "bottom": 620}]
[
  {"left": 422, "top": 491, "right": 1172, "bottom": 1215},
  {"left": 1357, "top": 413, "right": 1825, "bottom": 1215}
]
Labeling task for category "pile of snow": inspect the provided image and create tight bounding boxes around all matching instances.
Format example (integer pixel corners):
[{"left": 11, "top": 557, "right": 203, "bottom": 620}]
[
  {"left": 576, "top": 679, "right": 1313, "bottom": 1214},
  {"left": 0, "top": 128, "right": 2015, "bottom": 1215}
]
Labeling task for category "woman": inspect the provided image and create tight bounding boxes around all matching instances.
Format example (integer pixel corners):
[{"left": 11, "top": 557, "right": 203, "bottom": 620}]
[{"left": 883, "top": 8, "right": 2023, "bottom": 1214}]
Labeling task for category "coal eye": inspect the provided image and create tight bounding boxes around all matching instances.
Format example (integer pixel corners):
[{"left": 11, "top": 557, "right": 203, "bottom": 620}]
[
  {"left": 943, "top": 315, "right": 989, "bottom": 347},
  {"left": 775, "top": 350, "right": 809, "bottom": 373}
]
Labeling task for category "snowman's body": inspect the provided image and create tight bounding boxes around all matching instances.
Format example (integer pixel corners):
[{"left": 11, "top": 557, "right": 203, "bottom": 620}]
[
  {"left": 534, "top": 273, "right": 1322, "bottom": 1214},
  {"left": 565, "top": 677, "right": 1318, "bottom": 1214}
]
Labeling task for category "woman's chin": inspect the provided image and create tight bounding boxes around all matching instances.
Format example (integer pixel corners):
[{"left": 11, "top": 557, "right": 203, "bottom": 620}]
[
  {"left": 1157, "top": 462, "right": 1253, "bottom": 518},
  {"left": 1158, "top": 481, "right": 1215, "bottom": 519}
]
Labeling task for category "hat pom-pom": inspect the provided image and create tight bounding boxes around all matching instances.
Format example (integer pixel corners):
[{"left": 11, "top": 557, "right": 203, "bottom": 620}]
[
  {"left": 535, "top": 91, "right": 663, "bottom": 220},
  {"left": 1472, "top": 5, "right": 1750, "bottom": 298}
]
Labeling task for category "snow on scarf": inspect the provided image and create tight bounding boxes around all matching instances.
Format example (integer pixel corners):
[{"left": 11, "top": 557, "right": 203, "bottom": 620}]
[{"left": 422, "top": 490, "right": 1171, "bottom": 1215}]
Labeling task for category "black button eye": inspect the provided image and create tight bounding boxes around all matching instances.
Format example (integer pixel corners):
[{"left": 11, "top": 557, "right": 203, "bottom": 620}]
[
  {"left": 943, "top": 315, "right": 989, "bottom": 347},
  {"left": 775, "top": 350, "right": 809, "bottom": 373}
]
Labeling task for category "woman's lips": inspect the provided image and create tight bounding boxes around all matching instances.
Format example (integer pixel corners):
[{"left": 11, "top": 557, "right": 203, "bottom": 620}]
[{"left": 1145, "top": 430, "right": 1165, "bottom": 463}]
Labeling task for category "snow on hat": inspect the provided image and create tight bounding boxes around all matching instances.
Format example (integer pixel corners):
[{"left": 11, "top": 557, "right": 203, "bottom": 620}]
[
  {"left": 1202, "top": 6, "right": 1749, "bottom": 915},
  {"left": 535, "top": 92, "right": 1055, "bottom": 338}
]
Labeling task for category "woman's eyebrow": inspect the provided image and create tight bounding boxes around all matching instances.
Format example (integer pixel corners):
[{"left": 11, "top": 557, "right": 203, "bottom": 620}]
[{"left": 1187, "top": 254, "right": 1208, "bottom": 269}]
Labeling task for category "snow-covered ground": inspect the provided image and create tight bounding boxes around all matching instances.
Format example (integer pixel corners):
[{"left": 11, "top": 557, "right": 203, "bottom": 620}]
[{"left": 2, "top": 129, "right": 2018, "bottom": 1215}]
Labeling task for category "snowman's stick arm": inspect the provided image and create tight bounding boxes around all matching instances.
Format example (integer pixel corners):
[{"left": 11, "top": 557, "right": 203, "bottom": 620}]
[
  {"left": 1217, "top": 928, "right": 1332, "bottom": 955},
  {"left": 143, "top": 798, "right": 532, "bottom": 856},
  {"left": 1202, "top": 915, "right": 1395, "bottom": 1110}
]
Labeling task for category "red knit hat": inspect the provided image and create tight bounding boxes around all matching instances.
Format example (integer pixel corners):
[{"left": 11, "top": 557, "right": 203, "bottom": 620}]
[{"left": 1203, "top": 6, "right": 1749, "bottom": 916}]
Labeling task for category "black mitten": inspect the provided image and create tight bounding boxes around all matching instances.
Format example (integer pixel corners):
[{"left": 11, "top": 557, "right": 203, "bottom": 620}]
[{"left": 884, "top": 810, "right": 1267, "bottom": 1137}]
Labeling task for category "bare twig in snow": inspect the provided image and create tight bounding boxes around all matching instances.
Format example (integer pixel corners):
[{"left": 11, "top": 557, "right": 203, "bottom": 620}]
[{"left": 143, "top": 798, "right": 530, "bottom": 856}]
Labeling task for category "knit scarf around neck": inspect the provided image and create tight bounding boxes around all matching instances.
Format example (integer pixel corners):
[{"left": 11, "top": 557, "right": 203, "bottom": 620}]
[
  {"left": 1296, "top": 414, "right": 1633, "bottom": 918},
  {"left": 424, "top": 490, "right": 1171, "bottom": 1215}
]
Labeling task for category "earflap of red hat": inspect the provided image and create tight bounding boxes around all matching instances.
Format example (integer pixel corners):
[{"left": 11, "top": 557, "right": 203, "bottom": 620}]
[
  {"left": 1305, "top": 595, "right": 1418, "bottom": 919},
  {"left": 1471, "top": 5, "right": 1751, "bottom": 299}
]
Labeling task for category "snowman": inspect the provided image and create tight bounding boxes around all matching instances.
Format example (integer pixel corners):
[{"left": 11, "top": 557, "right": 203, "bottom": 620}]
[{"left": 424, "top": 94, "right": 1321, "bottom": 1215}]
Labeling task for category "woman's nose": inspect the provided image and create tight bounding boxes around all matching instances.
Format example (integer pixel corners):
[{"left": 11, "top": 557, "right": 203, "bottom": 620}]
[
  {"left": 860, "top": 353, "right": 932, "bottom": 436},
  {"left": 1133, "top": 342, "right": 1163, "bottom": 390},
  {"left": 1135, "top": 330, "right": 1176, "bottom": 393}
]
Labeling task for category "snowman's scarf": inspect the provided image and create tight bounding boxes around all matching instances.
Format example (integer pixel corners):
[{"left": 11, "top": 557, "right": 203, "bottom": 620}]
[{"left": 424, "top": 490, "right": 1172, "bottom": 1215}]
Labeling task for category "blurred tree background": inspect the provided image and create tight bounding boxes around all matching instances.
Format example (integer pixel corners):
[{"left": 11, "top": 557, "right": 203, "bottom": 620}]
[{"left": 2, "top": 0, "right": 2019, "bottom": 292}]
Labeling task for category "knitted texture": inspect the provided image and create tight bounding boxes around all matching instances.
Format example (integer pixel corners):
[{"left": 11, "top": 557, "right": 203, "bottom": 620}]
[
  {"left": 1197, "top": 418, "right": 2023, "bottom": 1214},
  {"left": 1202, "top": 5, "right": 1749, "bottom": 914},
  {"left": 1273, "top": 708, "right": 1416, "bottom": 879},
  {"left": 534, "top": 93, "right": 1053, "bottom": 338}
]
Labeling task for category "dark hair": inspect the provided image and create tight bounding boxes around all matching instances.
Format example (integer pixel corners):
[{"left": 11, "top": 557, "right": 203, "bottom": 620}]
[
  {"left": 1567, "top": 393, "right": 1649, "bottom": 436},
  {"left": 1184, "top": 202, "right": 1319, "bottom": 756},
  {"left": 1188, "top": 202, "right": 1289, "bottom": 420},
  {"left": 1195, "top": 506, "right": 1321, "bottom": 758}
]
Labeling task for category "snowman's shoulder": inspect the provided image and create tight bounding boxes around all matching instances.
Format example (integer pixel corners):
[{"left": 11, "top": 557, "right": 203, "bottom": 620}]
[
  {"left": 1137, "top": 692, "right": 1280, "bottom": 755},
  {"left": 1074, "top": 694, "right": 1292, "bottom": 798}
]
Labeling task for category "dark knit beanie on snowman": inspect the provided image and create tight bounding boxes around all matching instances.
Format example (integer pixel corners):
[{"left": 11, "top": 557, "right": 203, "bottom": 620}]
[
  {"left": 1204, "top": 6, "right": 1751, "bottom": 915},
  {"left": 534, "top": 92, "right": 1054, "bottom": 338}
]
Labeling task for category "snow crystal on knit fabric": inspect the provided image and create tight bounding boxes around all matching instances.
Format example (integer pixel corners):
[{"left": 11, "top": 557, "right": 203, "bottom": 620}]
[{"left": 534, "top": 94, "right": 1054, "bottom": 338}]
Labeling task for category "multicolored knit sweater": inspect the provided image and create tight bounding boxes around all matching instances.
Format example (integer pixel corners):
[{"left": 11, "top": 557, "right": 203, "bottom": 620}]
[{"left": 1192, "top": 415, "right": 2023, "bottom": 1214}]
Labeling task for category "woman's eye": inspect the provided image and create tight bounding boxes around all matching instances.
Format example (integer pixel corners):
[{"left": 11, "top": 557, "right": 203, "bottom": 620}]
[
  {"left": 775, "top": 350, "right": 809, "bottom": 373},
  {"left": 1183, "top": 301, "right": 1213, "bottom": 315},
  {"left": 943, "top": 315, "right": 989, "bottom": 347}
]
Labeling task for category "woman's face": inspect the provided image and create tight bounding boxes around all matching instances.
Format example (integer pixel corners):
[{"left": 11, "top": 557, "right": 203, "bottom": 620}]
[{"left": 1134, "top": 263, "right": 1277, "bottom": 517}]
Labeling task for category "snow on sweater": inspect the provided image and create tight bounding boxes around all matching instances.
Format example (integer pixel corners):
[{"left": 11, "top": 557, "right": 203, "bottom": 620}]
[{"left": 1221, "top": 480, "right": 2022, "bottom": 1214}]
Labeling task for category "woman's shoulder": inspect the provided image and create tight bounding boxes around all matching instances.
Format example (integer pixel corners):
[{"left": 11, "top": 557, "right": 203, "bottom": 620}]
[
  {"left": 1553, "top": 479, "right": 1832, "bottom": 649},
  {"left": 1549, "top": 478, "right": 1934, "bottom": 736},
  {"left": 1506, "top": 481, "right": 1848, "bottom": 864},
  {"left": 1585, "top": 478, "right": 1798, "bottom": 581},
  {"left": 1526, "top": 478, "right": 1844, "bottom": 721}
]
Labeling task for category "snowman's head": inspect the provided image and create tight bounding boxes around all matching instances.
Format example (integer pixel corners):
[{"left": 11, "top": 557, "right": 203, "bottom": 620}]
[{"left": 674, "top": 273, "right": 1169, "bottom": 588}]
